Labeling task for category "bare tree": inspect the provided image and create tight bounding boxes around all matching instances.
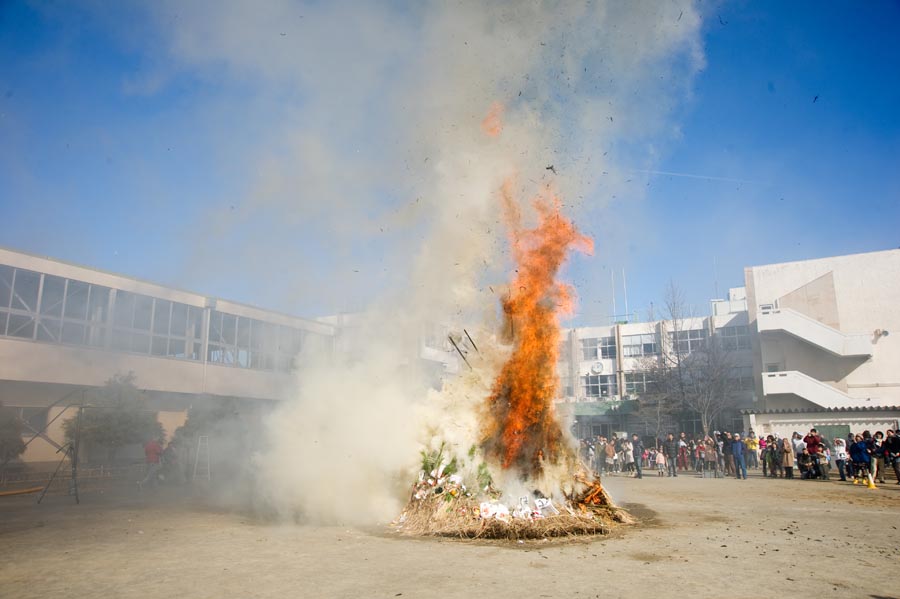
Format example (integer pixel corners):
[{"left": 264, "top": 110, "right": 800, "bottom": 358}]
[
  {"left": 640, "top": 282, "right": 741, "bottom": 436},
  {"left": 635, "top": 356, "right": 678, "bottom": 444}
]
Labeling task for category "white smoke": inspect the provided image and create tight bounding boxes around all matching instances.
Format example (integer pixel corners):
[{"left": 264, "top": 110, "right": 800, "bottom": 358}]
[{"left": 141, "top": 0, "right": 705, "bottom": 523}]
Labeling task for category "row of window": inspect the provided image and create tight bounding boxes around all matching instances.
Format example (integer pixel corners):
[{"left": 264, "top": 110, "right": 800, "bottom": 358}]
[
  {"left": 207, "top": 310, "right": 305, "bottom": 372},
  {"left": 622, "top": 333, "right": 659, "bottom": 357},
  {"left": 581, "top": 374, "right": 617, "bottom": 398},
  {"left": 0, "top": 264, "right": 314, "bottom": 373},
  {"left": 570, "top": 325, "right": 751, "bottom": 363},
  {"left": 0, "top": 265, "right": 110, "bottom": 346},
  {"left": 577, "top": 367, "right": 753, "bottom": 399},
  {"left": 581, "top": 336, "right": 616, "bottom": 360},
  {"left": 718, "top": 325, "right": 751, "bottom": 351},
  {"left": 111, "top": 291, "right": 204, "bottom": 360}
]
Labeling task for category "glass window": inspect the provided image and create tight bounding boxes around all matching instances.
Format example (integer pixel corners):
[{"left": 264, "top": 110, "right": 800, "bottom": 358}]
[
  {"left": 208, "top": 311, "right": 223, "bottom": 344},
  {"left": 237, "top": 317, "right": 251, "bottom": 349},
  {"left": 151, "top": 336, "right": 168, "bottom": 356},
  {"left": 7, "top": 313, "right": 35, "bottom": 338},
  {"left": 65, "top": 280, "right": 90, "bottom": 320},
  {"left": 186, "top": 307, "right": 202, "bottom": 341},
  {"left": 87, "top": 286, "right": 109, "bottom": 322},
  {"left": 62, "top": 322, "right": 87, "bottom": 345},
  {"left": 581, "top": 374, "right": 617, "bottom": 398},
  {"left": 131, "top": 332, "right": 150, "bottom": 353},
  {"left": 581, "top": 338, "right": 598, "bottom": 360},
  {"left": 21, "top": 407, "right": 49, "bottom": 432},
  {"left": 0, "top": 265, "right": 12, "bottom": 308},
  {"left": 112, "top": 329, "right": 131, "bottom": 352},
  {"left": 624, "top": 372, "right": 653, "bottom": 394},
  {"left": 622, "top": 333, "right": 659, "bottom": 357},
  {"left": 153, "top": 300, "right": 171, "bottom": 335},
  {"left": 718, "top": 325, "right": 751, "bottom": 351},
  {"left": 171, "top": 303, "right": 188, "bottom": 337},
  {"left": 133, "top": 295, "right": 153, "bottom": 331},
  {"left": 599, "top": 336, "right": 616, "bottom": 359},
  {"left": 114, "top": 291, "right": 134, "bottom": 327},
  {"left": 670, "top": 328, "right": 708, "bottom": 354},
  {"left": 11, "top": 269, "right": 40, "bottom": 312},
  {"left": 221, "top": 313, "right": 236, "bottom": 345},
  {"left": 37, "top": 317, "right": 61, "bottom": 342},
  {"left": 729, "top": 366, "right": 754, "bottom": 390},
  {"left": 40, "top": 275, "right": 65, "bottom": 316}
]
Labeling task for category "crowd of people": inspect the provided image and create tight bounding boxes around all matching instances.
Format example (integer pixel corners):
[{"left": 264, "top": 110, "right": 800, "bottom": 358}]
[{"left": 580, "top": 427, "right": 900, "bottom": 485}]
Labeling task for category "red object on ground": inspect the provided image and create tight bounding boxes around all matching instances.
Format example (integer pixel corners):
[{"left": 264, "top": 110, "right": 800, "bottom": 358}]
[{"left": 144, "top": 440, "right": 163, "bottom": 464}]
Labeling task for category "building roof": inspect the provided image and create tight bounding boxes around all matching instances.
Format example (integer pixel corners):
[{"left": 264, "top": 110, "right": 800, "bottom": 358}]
[{"left": 741, "top": 406, "right": 900, "bottom": 415}]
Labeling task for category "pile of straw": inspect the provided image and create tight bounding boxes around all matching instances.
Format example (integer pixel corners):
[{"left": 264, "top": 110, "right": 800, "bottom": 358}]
[{"left": 395, "top": 478, "right": 633, "bottom": 540}]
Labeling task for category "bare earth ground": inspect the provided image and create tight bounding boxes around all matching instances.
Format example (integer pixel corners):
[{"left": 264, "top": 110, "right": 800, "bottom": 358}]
[{"left": 1, "top": 471, "right": 898, "bottom": 599}]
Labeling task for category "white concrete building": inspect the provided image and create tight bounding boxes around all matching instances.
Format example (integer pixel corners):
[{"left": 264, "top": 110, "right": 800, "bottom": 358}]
[
  {"left": 0, "top": 247, "right": 335, "bottom": 464},
  {"left": 556, "top": 287, "right": 755, "bottom": 439},
  {"left": 744, "top": 249, "right": 900, "bottom": 440},
  {"left": 3, "top": 244, "right": 898, "bottom": 465},
  {"left": 556, "top": 248, "right": 900, "bottom": 441}
]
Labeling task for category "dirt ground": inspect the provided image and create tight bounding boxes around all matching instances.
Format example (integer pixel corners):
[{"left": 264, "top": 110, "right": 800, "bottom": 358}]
[{"left": 1, "top": 471, "right": 898, "bottom": 599}]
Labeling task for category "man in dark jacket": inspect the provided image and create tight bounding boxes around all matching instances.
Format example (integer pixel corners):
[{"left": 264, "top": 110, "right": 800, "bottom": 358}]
[
  {"left": 884, "top": 429, "right": 900, "bottom": 484},
  {"left": 631, "top": 433, "right": 644, "bottom": 479},
  {"left": 732, "top": 433, "right": 747, "bottom": 479},
  {"left": 663, "top": 433, "right": 678, "bottom": 477}
]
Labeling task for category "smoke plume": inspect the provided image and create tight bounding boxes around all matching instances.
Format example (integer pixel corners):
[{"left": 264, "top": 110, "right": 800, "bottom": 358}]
[{"left": 142, "top": 0, "right": 705, "bottom": 523}]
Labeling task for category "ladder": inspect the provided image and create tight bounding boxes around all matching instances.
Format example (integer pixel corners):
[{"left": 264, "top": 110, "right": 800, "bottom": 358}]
[{"left": 192, "top": 435, "right": 211, "bottom": 481}]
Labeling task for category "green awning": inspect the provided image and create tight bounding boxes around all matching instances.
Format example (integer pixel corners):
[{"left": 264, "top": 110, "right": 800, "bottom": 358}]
[{"left": 556, "top": 399, "right": 638, "bottom": 417}]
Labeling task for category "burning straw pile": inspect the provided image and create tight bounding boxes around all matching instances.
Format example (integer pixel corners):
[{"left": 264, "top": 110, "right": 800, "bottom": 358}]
[
  {"left": 395, "top": 160, "right": 633, "bottom": 540},
  {"left": 396, "top": 448, "right": 632, "bottom": 540}
]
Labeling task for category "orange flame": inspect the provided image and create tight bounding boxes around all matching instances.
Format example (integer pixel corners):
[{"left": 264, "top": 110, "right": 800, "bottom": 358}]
[{"left": 481, "top": 179, "right": 593, "bottom": 476}]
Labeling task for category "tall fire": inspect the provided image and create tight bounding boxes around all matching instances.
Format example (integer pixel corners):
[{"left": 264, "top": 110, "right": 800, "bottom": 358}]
[
  {"left": 395, "top": 104, "right": 632, "bottom": 540},
  {"left": 481, "top": 181, "right": 592, "bottom": 476}
]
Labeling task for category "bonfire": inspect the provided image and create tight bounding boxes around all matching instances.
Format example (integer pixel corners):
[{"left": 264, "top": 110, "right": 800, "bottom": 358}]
[{"left": 396, "top": 108, "right": 632, "bottom": 539}]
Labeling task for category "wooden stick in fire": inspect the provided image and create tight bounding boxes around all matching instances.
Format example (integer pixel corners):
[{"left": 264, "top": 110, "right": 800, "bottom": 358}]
[{"left": 448, "top": 335, "right": 472, "bottom": 370}]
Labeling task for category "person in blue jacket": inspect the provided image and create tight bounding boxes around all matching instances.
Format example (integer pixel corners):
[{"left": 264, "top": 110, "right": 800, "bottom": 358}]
[
  {"left": 849, "top": 433, "right": 872, "bottom": 484},
  {"left": 732, "top": 433, "right": 747, "bottom": 479}
]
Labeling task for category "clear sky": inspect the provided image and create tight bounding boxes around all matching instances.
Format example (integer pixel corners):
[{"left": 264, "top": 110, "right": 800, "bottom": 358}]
[{"left": 1, "top": 1, "right": 898, "bottom": 325}]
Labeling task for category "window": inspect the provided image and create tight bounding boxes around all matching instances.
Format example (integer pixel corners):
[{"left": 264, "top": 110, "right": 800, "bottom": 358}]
[
  {"left": 0, "top": 406, "right": 49, "bottom": 436},
  {"left": 111, "top": 291, "right": 201, "bottom": 360},
  {"left": 729, "top": 366, "right": 754, "bottom": 390},
  {"left": 622, "top": 333, "right": 659, "bottom": 357},
  {"left": 207, "top": 310, "right": 304, "bottom": 372},
  {"left": 718, "top": 325, "right": 751, "bottom": 351},
  {"left": 111, "top": 291, "right": 151, "bottom": 353},
  {"left": 581, "top": 374, "right": 617, "bottom": 398},
  {"left": 37, "top": 275, "right": 65, "bottom": 342},
  {"left": 581, "top": 336, "right": 616, "bottom": 360},
  {"left": 624, "top": 372, "right": 653, "bottom": 395},
  {"left": 11, "top": 269, "right": 40, "bottom": 312},
  {"left": 599, "top": 336, "right": 616, "bottom": 359},
  {"left": 0, "top": 266, "right": 41, "bottom": 339},
  {"left": 0, "top": 265, "right": 113, "bottom": 348},
  {"left": 670, "top": 328, "right": 707, "bottom": 354}
]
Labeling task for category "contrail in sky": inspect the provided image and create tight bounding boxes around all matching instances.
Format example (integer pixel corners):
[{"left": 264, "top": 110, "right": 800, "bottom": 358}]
[{"left": 631, "top": 168, "right": 759, "bottom": 184}]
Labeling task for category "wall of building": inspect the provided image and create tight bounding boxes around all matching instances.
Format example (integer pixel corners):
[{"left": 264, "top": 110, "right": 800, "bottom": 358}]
[
  {"left": 749, "top": 410, "right": 900, "bottom": 441},
  {"left": 746, "top": 249, "right": 900, "bottom": 406},
  {"left": 0, "top": 337, "right": 297, "bottom": 402}
]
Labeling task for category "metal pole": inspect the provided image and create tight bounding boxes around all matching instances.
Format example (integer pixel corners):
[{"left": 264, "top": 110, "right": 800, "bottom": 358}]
[
  {"left": 622, "top": 268, "right": 629, "bottom": 323},
  {"left": 611, "top": 270, "right": 616, "bottom": 322}
]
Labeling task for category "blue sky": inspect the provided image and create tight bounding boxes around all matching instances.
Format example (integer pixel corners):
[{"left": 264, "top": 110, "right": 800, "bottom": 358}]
[{"left": 1, "top": 1, "right": 898, "bottom": 324}]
